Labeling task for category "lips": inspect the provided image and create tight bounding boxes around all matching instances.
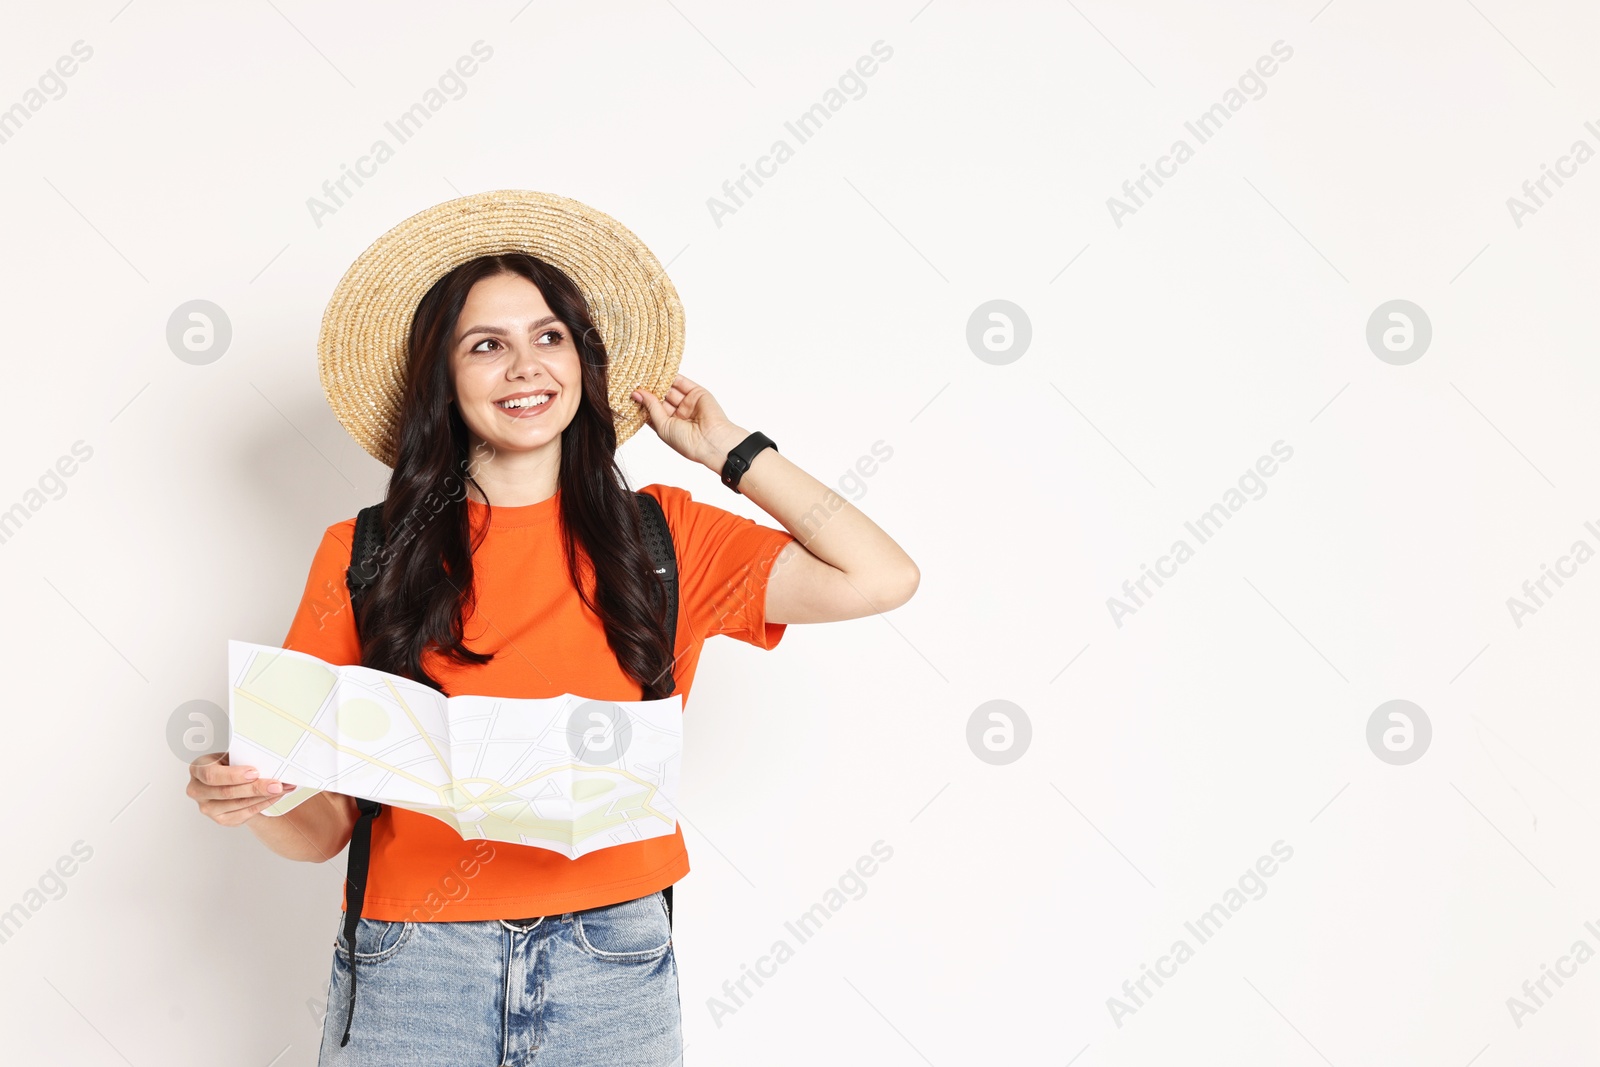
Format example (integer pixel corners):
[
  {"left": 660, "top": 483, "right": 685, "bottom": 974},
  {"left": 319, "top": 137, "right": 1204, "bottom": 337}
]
[
  {"left": 493, "top": 389, "right": 556, "bottom": 404},
  {"left": 494, "top": 390, "right": 556, "bottom": 419}
]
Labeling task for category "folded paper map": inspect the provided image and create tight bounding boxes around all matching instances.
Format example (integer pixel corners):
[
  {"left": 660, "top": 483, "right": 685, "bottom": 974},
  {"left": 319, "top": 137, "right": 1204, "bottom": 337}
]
[{"left": 226, "top": 640, "right": 681, "bottom": 857}]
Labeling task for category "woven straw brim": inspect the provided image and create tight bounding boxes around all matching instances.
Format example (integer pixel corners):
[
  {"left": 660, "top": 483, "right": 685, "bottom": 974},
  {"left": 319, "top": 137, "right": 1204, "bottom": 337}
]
[{"left": 318, "top": 189, "right": 684, "bottom": 468}]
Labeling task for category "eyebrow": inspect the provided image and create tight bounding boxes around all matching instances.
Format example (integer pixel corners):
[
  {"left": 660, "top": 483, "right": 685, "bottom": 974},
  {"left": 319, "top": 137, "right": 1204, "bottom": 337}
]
[{"left": 457, "top": 315, "right": 562, "bottom": 342}]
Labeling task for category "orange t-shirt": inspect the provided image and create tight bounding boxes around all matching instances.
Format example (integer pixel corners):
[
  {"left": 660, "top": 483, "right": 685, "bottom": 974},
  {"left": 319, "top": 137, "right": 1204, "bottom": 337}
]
[{"left": 279, "top": 482, "right": 795, "bottom": 921}]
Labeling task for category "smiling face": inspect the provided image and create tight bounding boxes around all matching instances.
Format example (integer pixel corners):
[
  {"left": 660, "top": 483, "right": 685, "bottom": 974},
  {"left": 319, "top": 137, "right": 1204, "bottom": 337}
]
[{"left": 449, "top": 270, "right": 582, "bottom": 461}]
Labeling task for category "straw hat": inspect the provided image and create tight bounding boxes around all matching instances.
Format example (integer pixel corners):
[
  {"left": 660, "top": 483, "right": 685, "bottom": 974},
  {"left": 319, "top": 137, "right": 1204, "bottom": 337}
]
[{"left": 318, "top": 189, "right": 684, "bottom": 468}]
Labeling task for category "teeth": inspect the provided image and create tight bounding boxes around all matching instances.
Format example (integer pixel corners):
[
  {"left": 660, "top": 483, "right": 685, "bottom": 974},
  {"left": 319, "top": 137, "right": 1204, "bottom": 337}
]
[{"left": 498, "top": 394, "right": 552, "bottom": 409}]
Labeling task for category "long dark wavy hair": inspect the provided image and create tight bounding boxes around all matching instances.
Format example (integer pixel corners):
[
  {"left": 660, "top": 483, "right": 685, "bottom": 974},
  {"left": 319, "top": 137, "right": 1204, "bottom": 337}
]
[{"left": 351, "top": 253, "right": 675, "bottom": 700}]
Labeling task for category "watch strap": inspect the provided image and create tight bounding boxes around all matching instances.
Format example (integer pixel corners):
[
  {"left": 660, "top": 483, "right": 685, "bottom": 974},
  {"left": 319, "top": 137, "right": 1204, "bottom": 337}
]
[{"left": 720, "top": 431, "right": 778, "bottom": 494}]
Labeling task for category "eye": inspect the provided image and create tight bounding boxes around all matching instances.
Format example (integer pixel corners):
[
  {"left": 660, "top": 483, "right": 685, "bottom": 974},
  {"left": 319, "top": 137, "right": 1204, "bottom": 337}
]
[{"left": 467, "top": 328, "right": 565, "bottom": 354}]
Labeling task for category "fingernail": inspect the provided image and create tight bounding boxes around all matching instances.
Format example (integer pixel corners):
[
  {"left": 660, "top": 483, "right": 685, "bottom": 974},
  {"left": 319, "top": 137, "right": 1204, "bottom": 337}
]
[
  {"left": 268, "top": 782, "right": 283, "bottom": 793},
  {"left": 244, "top": 770, "right": 258, "bottom": 780}
]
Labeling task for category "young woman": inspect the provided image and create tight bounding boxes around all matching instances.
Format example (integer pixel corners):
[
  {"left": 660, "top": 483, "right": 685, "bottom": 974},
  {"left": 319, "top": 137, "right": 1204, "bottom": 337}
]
[{"left": 186, "top": 192, "right": 918, "bottom": 1065}]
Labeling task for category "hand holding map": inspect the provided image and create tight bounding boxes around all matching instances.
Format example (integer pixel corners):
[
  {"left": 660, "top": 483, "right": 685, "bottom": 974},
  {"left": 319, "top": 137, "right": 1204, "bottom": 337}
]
[{"left": 226, "top": 640, "right": 682, "bottom": 858}]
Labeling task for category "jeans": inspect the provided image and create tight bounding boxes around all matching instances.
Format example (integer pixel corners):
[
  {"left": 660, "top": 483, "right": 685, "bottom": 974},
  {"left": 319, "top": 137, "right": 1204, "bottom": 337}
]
[{"left": 316, "top": 890, "right": 682, "bottom": 1066}]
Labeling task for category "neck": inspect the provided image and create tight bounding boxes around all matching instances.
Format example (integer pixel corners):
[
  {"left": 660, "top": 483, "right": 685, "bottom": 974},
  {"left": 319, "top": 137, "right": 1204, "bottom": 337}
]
[{"left": 462, "top": 437, "right": 561, "bottom": 506}]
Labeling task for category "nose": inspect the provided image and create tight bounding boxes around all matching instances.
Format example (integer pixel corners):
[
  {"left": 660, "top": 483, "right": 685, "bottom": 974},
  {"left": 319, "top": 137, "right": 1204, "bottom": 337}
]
[{"left": 506, "top": 341, "right": 549, "bottom": 381}]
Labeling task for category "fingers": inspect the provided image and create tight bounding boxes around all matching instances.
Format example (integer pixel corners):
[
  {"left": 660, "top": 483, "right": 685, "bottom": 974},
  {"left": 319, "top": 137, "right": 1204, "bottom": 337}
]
[
  {"left": 191, "top": 777, "right": 296, "bottom": 802},
  {"left": 186, "top": 750, "right": 297, "bottom": 816},
  {"left": 639, "top": 375, "right": 701, "bottom": 414},
  {"left": 188, "top": 750, "right": 228, "bottom": 781},
  {"left": 666, "top": 375, "right": 698, "bottom": 406},
  {"left": 633, "top": 387, "right": 675, "bottom": 425},
  {"left": 667, "top": 376, "right": 725, "bottom": 423},
  {"left": 190, "top": 751, "right": 262, "bottom": 788},
  {"left": 631, "top": 389, "right": 661, "bottom": 428},
  {"left": 202, "top": 792, "right": 289, "bottom": 827}
]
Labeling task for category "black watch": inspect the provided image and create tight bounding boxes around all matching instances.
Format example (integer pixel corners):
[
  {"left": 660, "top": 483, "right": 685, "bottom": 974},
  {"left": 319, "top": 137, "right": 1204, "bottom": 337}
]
[{"left": 720, "top": 431, "right": 778, "bottom": 494}]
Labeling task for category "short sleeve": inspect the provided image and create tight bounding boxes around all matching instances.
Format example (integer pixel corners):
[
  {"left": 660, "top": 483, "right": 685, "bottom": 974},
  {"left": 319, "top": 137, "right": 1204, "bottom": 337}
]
[
  {"left": 257, "top": 521, "right": 360, "bottom": 816},
  {"left": 643, "top": 483, "right": 796, "bottom": 650},
  {"left": 281, "top": 522, "right": 362, "bottom": 667}
]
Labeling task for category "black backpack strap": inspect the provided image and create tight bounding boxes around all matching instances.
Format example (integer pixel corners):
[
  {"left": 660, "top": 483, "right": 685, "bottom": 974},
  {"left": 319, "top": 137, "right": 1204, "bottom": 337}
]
[
  {"left": 339, "top": 796, "right": 382, "bottom": 1047},
  {"left": 634, "top": 490, "right": 678, "bottom": 929},
  {"left": 345, "top": 503, "right": 387, "bottom": 617},
  {"left": 338, "top": 503, "right": 387, "bottom": 1047},
  {"left": 634, "top": 490, "right": 678, "bottom": 680}
]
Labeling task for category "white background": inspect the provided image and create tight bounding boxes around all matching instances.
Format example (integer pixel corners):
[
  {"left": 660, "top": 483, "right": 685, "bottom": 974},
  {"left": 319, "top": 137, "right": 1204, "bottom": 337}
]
[{"left": 3, "top": 1, "right": 1598, "bottom": 1064}]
